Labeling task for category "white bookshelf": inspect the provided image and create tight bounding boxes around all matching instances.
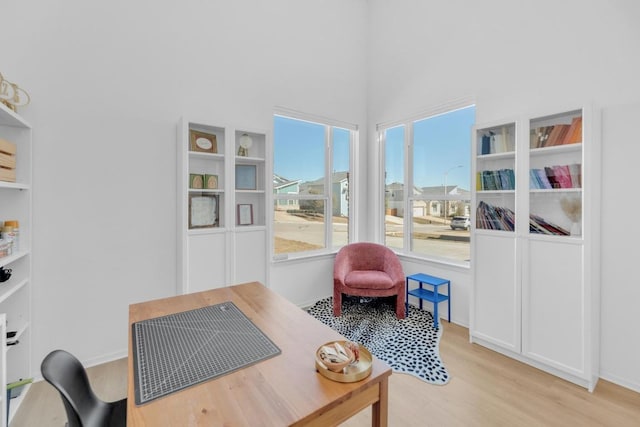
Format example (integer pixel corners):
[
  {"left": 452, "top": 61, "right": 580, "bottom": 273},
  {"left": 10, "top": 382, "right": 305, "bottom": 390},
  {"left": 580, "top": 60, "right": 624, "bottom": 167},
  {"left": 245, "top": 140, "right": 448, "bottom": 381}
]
[
  {"left": 0, "top": 102, "right": 32, "bottom": 426},
  {"left": 470, "top": 106, "right": 601, "bottom": 391},
  {"left": 177, "top": 118, "right": 270, "bottom": 294}
]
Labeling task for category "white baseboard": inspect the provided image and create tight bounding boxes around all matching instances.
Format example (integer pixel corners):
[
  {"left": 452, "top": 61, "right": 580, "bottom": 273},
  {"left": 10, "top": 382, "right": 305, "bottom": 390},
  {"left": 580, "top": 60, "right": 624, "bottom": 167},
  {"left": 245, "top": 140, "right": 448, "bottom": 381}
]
[
  {"left": 599, "top": 370, "right": 640, "bottom": 394},
  {"left": 83, "top": 348, "right": 128, "bottom": 369}
]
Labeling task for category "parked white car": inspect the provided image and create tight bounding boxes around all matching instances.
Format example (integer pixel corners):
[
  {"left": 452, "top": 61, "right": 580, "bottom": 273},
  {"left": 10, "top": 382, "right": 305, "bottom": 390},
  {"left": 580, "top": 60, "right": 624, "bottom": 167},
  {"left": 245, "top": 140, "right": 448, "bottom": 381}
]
[{"left": 450, "top": 216, "right": 470, "bottom": 230}]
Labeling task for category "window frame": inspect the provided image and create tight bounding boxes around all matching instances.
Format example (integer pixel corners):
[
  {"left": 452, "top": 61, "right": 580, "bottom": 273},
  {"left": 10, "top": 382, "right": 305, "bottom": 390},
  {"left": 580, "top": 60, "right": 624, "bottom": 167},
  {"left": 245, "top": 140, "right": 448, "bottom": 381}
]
[
  {"left": 272, "top": 108, "right": 358, "bottom": 261},
  {"left": 377, "top": 100, "right": 475, "bottom": 266}
]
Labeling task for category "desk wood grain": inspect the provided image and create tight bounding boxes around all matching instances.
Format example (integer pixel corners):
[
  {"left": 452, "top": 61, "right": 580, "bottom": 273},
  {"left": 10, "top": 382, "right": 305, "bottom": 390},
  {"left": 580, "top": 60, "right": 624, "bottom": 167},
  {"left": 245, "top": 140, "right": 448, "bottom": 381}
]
[{"left": 127, "top": 282, "right": 391, "bottom": 426}]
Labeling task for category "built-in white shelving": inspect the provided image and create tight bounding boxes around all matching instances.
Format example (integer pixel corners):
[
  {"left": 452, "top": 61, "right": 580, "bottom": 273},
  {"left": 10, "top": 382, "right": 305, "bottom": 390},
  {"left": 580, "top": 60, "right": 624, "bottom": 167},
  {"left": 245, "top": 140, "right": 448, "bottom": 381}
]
[
  {"left": 0, "top": 102, "right": 32, "bottom": 426},
  {"left": 177, "top": 118, "right": 270, "bottom": 294},
  {"left": 470, "top": 107, "right": 601, "bottom": 391}
]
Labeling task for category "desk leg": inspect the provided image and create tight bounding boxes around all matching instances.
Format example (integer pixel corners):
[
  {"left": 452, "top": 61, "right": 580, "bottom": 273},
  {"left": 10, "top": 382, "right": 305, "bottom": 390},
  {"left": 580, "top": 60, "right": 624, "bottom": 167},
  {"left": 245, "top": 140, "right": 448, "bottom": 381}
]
[
  {"left": 419, "top": 282, "right": 423, "bottom": 311},
  {"left": 371, "top": 376, "right": 389, "bottom": 427}
]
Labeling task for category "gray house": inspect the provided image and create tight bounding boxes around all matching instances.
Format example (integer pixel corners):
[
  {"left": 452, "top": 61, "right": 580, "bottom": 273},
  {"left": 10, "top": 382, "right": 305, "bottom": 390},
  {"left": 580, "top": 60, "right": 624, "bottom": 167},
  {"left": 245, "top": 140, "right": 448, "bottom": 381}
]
[
  {"left": 385, "top": 183, "right": 470, "bottom": 218},
  {"left": 299, "top": 171, "right": 349, "bottom": 217},
  {"left": 385, "top": 182, "right": 424, "bottom": 217},
  {"left": 420, "top": 185, "right": 471, "bottom": 217},
  {"left": 273, "top": 174, "right": 301, "bottom": 210}
]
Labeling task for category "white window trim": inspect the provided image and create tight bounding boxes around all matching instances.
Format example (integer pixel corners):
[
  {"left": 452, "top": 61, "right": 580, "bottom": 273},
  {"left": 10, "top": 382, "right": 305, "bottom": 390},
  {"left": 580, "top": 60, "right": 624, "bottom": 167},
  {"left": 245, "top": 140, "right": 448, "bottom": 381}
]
[{"left": 274, "top": 106, "right": 358, "bottom": 131}]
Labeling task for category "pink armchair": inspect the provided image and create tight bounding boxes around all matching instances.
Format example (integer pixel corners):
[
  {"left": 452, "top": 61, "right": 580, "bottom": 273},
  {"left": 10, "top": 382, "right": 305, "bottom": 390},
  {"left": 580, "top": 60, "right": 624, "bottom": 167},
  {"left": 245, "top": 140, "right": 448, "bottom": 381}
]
[{"left": 333, "top": 242, "right": 406, "bottom": 319}]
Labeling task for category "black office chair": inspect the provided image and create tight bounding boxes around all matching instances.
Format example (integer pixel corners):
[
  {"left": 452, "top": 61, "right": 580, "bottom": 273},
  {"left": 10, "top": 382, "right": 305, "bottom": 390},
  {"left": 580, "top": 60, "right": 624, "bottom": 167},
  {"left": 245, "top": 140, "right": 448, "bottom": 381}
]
[{"left": 40, "top": 349, "right": 127, "bottom": 427}]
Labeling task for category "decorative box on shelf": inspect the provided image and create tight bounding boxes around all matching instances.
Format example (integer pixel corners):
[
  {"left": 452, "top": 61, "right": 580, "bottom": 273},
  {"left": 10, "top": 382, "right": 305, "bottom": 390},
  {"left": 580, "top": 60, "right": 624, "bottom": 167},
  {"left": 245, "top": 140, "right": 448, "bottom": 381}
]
[
  {"left": 204, "top": 174, "right": 218, "bottom": 189},
  {"left": 0, "top": 138, "right": 16, "bottom": 182}
]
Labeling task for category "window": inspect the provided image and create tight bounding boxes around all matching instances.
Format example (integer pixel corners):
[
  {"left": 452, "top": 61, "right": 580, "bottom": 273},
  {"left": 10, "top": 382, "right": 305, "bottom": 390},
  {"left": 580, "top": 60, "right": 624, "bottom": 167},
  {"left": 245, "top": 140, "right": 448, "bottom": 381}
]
[
  {"left": 273, "top": 112, "right": 355, "bottom": 258},
  {"left": 380, "top": 104, "right": 475, "bottom": 264},
  {"left": 384, "top": 125, "right": 405, "bottom": 250}
]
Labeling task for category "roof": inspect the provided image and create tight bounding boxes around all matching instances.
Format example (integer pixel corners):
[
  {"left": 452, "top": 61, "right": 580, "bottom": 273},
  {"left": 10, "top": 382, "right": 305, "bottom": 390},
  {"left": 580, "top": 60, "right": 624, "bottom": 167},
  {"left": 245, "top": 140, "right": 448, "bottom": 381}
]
[
  {"left": 420, "top": 185, "right": 470, "bottom": 197},
  {"left": 385, "top": 183, "right": 470, "bottom": 198},
  {"left": 273, "top": 174, "right": 301, "bottom": 190},
  {"left": 304, "top": 171, "right": 349, "bottom": 186}
]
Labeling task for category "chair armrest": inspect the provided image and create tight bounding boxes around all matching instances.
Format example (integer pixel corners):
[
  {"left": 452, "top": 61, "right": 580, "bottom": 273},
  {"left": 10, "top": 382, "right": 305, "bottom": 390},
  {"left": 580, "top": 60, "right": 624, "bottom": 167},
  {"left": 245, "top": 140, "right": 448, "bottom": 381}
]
[{"left": 333, "top": 249, "right": 352, "bottom": 283}]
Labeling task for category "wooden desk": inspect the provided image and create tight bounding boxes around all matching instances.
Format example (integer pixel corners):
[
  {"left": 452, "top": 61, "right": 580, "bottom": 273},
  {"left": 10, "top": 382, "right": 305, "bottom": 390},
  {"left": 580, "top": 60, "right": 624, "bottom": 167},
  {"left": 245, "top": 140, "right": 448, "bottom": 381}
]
[{"left": 127, "top": 282, "right": 391, "bottom": 426}]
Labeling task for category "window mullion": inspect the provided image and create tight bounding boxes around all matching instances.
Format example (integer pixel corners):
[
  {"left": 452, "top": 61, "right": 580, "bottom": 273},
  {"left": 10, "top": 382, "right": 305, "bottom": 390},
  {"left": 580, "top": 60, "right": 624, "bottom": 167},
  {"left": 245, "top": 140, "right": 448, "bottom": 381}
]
[
  {"left": 378, "top": 130, "right": 385, "bottom": 243},
  {"left": 404, "top": 121, "right": 413, "bottom": 253},
  {"left": 348, "top": 129, "right": 356, "bottom": 243},
  {"left": 325, "top": 124, "right": 332, "bottom": 250}
]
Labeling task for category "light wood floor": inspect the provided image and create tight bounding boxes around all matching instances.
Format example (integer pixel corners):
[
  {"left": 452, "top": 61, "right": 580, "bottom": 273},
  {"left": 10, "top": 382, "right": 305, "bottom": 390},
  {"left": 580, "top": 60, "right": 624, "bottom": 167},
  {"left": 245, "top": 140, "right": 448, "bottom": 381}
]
[{"left": 12, "top": 321, "right": 640, "bottom": 426}]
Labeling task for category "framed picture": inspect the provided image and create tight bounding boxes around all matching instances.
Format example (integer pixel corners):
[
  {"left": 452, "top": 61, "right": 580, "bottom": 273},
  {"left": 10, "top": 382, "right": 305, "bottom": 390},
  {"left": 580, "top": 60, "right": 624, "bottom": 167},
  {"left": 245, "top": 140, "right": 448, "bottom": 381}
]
[
  {"left": 235, "top": 164, "right": 257, "bottom": 190},
  {"left": 237, "top": 204, "right": 254, "bottom": 226},
  {"left": 189, "top": 130, "right": 218, "bottom": 153},
  {"left": 189, "top": 194, "right": 219, "bottom": 228}
]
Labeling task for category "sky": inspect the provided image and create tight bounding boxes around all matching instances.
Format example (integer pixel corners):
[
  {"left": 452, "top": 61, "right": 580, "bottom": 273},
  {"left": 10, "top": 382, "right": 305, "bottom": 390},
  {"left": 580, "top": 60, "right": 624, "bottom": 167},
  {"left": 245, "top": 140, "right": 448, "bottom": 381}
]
[
  {"left": 273, "top": 116, "right": 349, "bottom": 183},
  {"left": 386, "top": 105, "right": 475, "bottom": 189},
  {"left": 274, "top": 105, "right": 475, "bottom": 189}
]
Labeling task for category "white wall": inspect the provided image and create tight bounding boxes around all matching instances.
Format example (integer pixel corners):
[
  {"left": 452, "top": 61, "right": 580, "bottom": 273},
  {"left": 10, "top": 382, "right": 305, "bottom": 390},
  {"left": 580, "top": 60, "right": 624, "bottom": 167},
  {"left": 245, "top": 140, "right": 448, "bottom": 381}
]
[
  {"left": 270, "top": 255, "right": 336, "bottom": 308},
  {"left": 3, "top": 0, "right": 368, "bottom": 372},
  {"left": 367, "top": 0, "right": 640, "bottom": 391},
  {"left": 600, "top": 103, "right": 640, "bottom": 391}
]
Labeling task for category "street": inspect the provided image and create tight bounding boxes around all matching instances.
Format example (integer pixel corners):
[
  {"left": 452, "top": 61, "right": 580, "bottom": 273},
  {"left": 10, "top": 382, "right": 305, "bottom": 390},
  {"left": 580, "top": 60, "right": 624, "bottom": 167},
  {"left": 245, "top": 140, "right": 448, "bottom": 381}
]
[{"left": 274, "top": 211, "right": 470, "bottom": 262}]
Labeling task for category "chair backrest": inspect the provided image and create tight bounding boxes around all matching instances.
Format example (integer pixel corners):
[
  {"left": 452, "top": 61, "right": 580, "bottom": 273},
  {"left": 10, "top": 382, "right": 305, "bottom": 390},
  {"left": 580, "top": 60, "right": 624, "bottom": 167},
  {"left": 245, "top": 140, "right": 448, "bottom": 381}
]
[
  {"left": 337, "top": 242, "right": 394, "bottom": 271},
  {"left": 41, "top": 349, "right": 110, "bottom": 427}
]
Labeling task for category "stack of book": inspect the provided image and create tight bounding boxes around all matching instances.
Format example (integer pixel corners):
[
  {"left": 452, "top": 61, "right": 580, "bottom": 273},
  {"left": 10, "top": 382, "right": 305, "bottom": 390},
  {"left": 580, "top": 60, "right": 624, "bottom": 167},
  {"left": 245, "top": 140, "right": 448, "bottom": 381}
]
[
  {"left": 529, "top": 213, "right": 570, "bottom": 235},
  {"left": 476, "top": 201, "right": 515, "bottom": 231},
  {"left": 530, "top": 116, "right": 582, "bottom": 149},
  {"left": 477, "top": 202, "right": 570, "bottom": 235},
  {"left": 529, "top": 163, "right": 581, "bottom": 189},
  {"left": 477, "top": 169, "right": 515, "bottom": 191},
  {"left": 480, "top": 128, "right": 513, "bottom": 155}
]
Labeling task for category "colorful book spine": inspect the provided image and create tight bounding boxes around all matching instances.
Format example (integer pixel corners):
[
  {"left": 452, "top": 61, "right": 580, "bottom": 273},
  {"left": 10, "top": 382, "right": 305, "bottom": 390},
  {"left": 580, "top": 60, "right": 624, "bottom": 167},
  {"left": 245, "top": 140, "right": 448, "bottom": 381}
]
[
  {"left": 569, "top": 163, "right": 582, "bottom": 188},
  {"left": 481, "top": 134, "right": 491, "bottom": 155},
  {"left": 530, "top": 164, "right": 581, "bottom": 189},
  {"left": 476, "top": 201, "right": 515, "bottom": 231},
  {"left": 529, "top": 213, "right": 570, "bottom": 235},
  {"left": 552, "top": 165, "right": 573, "bottom": 188},
  {"left": 546, "top": 124, "right": 570, "bottom": 146},
  {"left": 533, "top": 169, "right": 552, "bottom": 189},
  {"left": 479, "top": 169, "right": 515, "bottom": 191},
  {"left": 561, "top": 116, "right": 583, "bottom": 145},
  {"left": 530, "top": 116, "right": 583, "bottom": 149}
]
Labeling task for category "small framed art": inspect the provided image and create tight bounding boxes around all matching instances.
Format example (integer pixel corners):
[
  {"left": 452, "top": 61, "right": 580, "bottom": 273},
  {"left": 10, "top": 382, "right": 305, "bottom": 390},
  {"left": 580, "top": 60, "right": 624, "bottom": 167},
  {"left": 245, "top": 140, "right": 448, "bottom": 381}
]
[
  {"left": 235, "top": 164, "right": 257, "bottom": 190},
  {"left": 189, "top": 194, "right": 219, "bottom": 228},
  {"left": 189, "top": 130, "right": 218, "bottom": 153},
  {"left": 237, "top": 204, "right": 254, "bottom": 226}
]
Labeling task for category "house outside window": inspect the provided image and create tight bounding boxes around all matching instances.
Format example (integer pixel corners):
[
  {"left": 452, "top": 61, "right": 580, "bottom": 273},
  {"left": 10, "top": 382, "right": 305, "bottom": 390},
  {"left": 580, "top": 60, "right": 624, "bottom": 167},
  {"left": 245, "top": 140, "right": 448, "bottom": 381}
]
[
  {"left": 380, "top": 103, "right": 475, "bottom": 264},
  {"left": 273, "top": 111, "right": 355, "bottom": 258}
]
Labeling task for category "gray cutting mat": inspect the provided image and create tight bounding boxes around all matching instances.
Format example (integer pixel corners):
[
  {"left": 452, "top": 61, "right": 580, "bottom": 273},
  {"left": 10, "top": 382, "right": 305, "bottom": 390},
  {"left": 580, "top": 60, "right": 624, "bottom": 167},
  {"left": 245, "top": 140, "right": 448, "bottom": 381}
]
[{"left": 132, "top": 301, "right": 281, "bottom": 405}]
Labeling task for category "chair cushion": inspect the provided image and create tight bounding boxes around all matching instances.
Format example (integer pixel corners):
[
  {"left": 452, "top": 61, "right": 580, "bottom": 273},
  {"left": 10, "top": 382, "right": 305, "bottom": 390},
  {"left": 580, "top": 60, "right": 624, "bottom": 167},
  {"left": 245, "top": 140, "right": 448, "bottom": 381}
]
[{"left": 344, "top": 270, "right": 394, "bottom": 290}]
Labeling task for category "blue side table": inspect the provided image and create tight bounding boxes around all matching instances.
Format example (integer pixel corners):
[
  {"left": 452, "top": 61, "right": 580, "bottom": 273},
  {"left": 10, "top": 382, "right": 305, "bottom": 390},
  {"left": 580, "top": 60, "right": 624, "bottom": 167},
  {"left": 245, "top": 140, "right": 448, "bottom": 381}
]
[{"left": 406, "top": 273, "right": 451, "bottom": 328}]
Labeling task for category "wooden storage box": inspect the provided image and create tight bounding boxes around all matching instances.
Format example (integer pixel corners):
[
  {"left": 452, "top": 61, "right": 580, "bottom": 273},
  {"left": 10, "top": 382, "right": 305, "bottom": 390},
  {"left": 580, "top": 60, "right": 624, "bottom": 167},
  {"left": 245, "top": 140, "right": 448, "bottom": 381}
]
[
  {"left": 0, "top": 152, "right": 15, "bottom": 169},
  {"left": 0, "top": 167, "right": 15, "bottom": 182},
  {"left": 0, "top": 138, "right": 16, "bottom": 155},
  {"left": 0, "top": 138, "right": 16, "bottom": 182}
]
